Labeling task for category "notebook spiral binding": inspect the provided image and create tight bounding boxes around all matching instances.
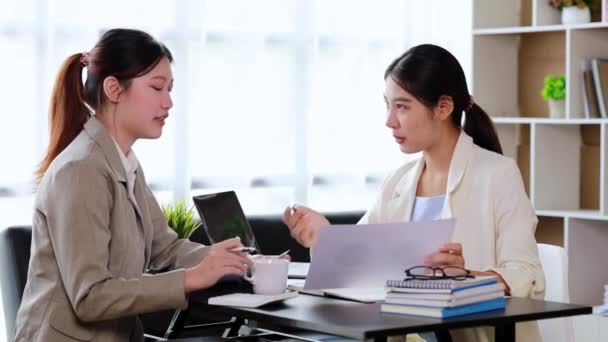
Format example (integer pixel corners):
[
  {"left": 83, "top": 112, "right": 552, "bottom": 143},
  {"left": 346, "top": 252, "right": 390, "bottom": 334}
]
[{"left": 386, "top": 279, "right": 456, "bottom": 289}]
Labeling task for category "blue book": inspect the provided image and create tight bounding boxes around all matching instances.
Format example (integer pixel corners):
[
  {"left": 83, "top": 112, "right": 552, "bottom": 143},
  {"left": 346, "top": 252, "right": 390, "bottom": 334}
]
[{"left": 380, "top": 297, "right": 506, "bottom": 318}]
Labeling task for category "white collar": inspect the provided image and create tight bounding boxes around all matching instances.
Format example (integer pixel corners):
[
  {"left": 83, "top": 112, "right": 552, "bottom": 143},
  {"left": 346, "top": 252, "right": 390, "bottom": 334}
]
[
  {"left": 111, "top": 138, "right": 139, "bottom": 177},
  {"left": 394, "top": 130, "right": 472, "bottom": 197}
]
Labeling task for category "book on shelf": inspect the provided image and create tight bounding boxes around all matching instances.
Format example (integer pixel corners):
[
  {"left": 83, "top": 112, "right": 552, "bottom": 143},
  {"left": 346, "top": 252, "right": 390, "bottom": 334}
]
[
  {"left": 385, "top": 275, "right": 498, "bottom": 293},
  {"left": 591, "top": 58, "right": 608, "bottom": 118},
  {"left": 583, "top": 67, "right": 601, "bottom": 118},
  {"left": 380, "top": 297, "right": 506, "bottom": 319}
]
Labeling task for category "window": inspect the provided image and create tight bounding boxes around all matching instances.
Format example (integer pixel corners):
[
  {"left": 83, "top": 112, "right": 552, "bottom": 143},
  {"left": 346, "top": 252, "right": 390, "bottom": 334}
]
[{"left": 0, "top": 0, "right": 472, "bottom": 216}]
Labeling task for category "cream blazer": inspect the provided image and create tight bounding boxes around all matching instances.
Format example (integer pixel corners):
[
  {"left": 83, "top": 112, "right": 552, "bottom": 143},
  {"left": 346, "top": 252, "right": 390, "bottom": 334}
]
[
  {"left": 360, "top": 131, "right": 545, "bottom": 342},
  {"left": 14, "top": 117, "right": 209, "bottom": 342}
]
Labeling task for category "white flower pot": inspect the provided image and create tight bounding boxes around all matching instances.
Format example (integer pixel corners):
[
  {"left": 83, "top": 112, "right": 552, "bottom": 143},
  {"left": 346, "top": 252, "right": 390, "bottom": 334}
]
[
  {"left": 561, "top": 6, "right": 591, "bottom": 25},
  {"left": 548, "top": 99, "right": 566, "bottom": 118}
]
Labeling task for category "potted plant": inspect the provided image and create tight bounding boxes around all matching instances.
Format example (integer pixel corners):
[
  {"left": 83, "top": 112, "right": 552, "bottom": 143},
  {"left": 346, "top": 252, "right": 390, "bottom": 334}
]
[
  {"left": 541, "top": 74, "right": 566, "bottom": 118},
  {"left": 549, "top": 0, "right": 592, "bottom": 25},
  {"left": 161, "top": 199, "right": 201, "bottom": 239}
]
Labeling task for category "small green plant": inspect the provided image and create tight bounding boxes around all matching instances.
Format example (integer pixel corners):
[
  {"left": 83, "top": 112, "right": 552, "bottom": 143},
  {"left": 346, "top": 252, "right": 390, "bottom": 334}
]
[
  {"left": 541, "top": 74, "right": 566, "bottom": 101},
  {"left": 161, "top": 199, "right": 201, "bottom": 239}
]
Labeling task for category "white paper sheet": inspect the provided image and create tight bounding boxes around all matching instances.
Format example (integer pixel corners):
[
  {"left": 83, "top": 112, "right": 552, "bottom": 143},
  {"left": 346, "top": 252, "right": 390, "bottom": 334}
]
[{"left": 304, "top": 219, "right": 455, "bottom": 289}]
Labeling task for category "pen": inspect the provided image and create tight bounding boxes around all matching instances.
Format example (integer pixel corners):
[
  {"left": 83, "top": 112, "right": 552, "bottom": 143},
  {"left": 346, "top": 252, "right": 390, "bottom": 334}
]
[
  {"left": 230, "top": 246, "right": 258, "bottom": 254},
  {"left": 289, "top": 204, "right": 299, "bottom": 216}
]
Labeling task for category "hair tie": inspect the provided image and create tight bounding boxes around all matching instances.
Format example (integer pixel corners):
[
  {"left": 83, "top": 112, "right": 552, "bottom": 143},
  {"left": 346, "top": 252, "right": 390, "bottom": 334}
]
[
  {"left": 466, "top": 95, "right": 475, "bottom": 111},
  {"left": 80, "top": 51, "right": 89, "bottom": 67}
]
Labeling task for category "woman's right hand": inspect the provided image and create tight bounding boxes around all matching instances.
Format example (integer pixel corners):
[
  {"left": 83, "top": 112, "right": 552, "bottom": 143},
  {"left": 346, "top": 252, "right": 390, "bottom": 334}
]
[
  {"left": 282, "top": 205, "right": 330, "bottom": 248},
  {"left": 184, "top": 238, "right": 253, "bottom": 294}
]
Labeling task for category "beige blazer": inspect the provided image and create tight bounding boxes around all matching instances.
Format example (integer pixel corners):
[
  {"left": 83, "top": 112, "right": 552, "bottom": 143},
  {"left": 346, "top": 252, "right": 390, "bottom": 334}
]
[
  {"left": 14, "top": 116, "right": 209, "bottom": 342},
  {"left": 360, "top": 131, "right": 545, "bottom": 342}
]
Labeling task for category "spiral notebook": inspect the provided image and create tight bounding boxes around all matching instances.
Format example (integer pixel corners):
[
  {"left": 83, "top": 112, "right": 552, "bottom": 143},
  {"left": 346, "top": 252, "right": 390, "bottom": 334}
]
[{"left": 386, "top": 276, "right": 498, "bottom": 293}]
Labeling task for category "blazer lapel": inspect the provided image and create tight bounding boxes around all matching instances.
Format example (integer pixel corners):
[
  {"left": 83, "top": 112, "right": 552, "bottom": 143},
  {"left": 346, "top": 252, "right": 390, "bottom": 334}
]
[
  {"left": 387, "top": 157, "right": 425, "bottom": 223},
  {"left": 133, "top": 169, "right": 153, "bottom": 266},
  {"left": 441, "top": 131, "right": 474, "bottom": 220},
  {"left": 83, "top": 116, "right": 143, "bottom": 220}
]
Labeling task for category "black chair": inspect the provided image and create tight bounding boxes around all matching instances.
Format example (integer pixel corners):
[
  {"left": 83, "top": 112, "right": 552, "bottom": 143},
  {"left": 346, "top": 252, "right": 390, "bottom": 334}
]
[{"left": 0, "top": 226, "right": 32, "bottom": 341}]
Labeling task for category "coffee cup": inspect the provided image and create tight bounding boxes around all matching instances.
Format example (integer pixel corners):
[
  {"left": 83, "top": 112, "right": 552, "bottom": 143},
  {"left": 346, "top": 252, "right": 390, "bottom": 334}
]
[{"left": 243, "top": 255, "right": 289, "bottom": 295}]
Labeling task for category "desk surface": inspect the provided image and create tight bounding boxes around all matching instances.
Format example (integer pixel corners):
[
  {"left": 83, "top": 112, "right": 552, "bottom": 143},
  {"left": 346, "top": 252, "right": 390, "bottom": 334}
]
[{"left": 190, "top": 294, "right": 592, "bottom": 340}]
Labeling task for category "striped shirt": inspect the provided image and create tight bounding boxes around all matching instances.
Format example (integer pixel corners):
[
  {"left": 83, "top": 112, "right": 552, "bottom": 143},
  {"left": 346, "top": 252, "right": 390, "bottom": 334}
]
[
  {"left": 410, "top": 195, "right": 445, "bottom": 222},
  {"left": 410, "top": 194, "right": 446, "bottom": 342}
]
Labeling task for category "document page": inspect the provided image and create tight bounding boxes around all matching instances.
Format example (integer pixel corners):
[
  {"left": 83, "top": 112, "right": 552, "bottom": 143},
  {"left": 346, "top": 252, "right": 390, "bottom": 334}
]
[{"left": 304, "top": 219, "right": 455, "bottom": 290}]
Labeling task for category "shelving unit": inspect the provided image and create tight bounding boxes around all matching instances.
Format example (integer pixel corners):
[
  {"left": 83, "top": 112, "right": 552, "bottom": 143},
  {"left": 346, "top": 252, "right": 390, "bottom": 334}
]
[{"left": 472, "top": 0, "right": 608, "bottom": 312}]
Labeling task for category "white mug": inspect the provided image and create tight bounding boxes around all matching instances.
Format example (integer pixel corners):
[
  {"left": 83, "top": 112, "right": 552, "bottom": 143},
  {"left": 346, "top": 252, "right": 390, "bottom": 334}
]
[{"left": 243, "top": 255, "right": 289, "bottom": 295}]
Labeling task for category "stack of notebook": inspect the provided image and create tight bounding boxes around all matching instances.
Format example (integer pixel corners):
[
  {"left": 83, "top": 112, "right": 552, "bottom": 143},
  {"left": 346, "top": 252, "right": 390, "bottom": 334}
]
[{"left": 381, "top": 275, "right": 506, "bottom": 318}]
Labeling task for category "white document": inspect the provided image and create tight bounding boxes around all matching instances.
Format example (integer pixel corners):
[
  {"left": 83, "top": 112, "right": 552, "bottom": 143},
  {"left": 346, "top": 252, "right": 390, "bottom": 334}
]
[
  {"left": 288, "top": 262, "right": 310, "bottom": 279},
  {"left": 304, "top": 219, "right": 455, "bottom": 290},
  {"left": 208, "top": 291, "right": 298, "bottom": 308},
  {"left": 286, "top": 280, "right": 385, "bottom": 303},
  {"left": 321, "top": 287, "right": 387, "bottom": 303}
]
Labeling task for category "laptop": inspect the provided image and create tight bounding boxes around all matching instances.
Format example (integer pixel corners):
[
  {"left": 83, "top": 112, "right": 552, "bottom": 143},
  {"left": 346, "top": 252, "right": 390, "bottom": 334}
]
[{"left": 192, "top": 191, "right": 309, "bottom": 279}]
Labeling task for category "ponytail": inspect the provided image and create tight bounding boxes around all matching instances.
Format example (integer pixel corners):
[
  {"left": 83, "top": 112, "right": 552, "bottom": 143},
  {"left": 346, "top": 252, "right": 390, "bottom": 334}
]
[
  {"left": 35, "top": 53, "right": 90, "bottom": 183},
  {"left": 385, "top": 44, "right": 503, "bottom": 155},
  {"left": 463, "top": 103, "right": 503, "bottom": 155},
  {"left": 35, "top": 29, "right": 174, "bottom": 184}
]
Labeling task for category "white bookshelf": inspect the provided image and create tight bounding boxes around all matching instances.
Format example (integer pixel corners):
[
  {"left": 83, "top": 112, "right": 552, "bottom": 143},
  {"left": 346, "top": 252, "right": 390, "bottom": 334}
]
[{"left": 472, "top": 0, "right": 608, "bottom": 309}]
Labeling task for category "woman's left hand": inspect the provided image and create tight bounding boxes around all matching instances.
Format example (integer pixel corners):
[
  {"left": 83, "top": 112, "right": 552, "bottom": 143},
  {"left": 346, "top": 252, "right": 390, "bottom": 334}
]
[
  {"left": 424, "top": 242, "right": 465, "bottom": 268},
  {"left": 424, "top": 242, "right": 511, "bottom": 295}
]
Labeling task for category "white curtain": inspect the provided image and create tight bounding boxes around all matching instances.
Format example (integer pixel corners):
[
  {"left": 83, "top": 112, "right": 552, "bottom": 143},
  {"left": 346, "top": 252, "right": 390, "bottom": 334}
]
[
  {"left": 0, "top": 0, "right": 472, "bottom": 214},
  {"left": 0, "top": 2, "right": 472, "bottom": 340}
]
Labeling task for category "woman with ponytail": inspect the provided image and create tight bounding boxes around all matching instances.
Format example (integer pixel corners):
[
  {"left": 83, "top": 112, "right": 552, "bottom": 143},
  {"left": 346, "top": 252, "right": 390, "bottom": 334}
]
[
  {"left": 283, "top": 44, "right": 544, "bottom": 342},
  {"left": 15, "top": 29, "right": 252, "bottom": 342}
]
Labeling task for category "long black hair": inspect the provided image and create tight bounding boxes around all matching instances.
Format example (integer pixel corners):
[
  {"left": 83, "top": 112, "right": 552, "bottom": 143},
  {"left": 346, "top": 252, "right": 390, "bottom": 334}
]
[{"left": 384, "top": 44, "right": 502, "bottom": 155}]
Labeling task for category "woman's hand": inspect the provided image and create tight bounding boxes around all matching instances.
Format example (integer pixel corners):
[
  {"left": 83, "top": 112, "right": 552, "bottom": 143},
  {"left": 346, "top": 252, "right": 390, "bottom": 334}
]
[
  {"left": 184, "top": 238, "right": 253, "bottom": 294},
  {"left": 282, "top": 205, "right": 330, "bottom": 248},
  {"left": 424, "top": 242, "right": 465, "bottom": 268},
  {"left": 424, "top": 242, "right": 511, "bottom": 295}
]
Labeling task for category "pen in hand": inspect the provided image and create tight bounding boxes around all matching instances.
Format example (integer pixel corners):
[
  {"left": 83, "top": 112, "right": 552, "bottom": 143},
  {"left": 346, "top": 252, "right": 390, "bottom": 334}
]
[
  {"left": 230, "top": 246, "right": 258, "bottom": 254},
  {"left": 289, "top": 204, "right": 299, "bottom": 216}
]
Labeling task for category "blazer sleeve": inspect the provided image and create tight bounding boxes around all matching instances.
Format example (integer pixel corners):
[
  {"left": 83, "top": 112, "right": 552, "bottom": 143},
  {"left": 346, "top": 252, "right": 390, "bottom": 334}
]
[
  {"left": 44, "top": 160, "right": 189, "bottom": 322},
  {"left": 144, "top": 185, "right": 210, "bottom": 271},
  {"left": 487, "top": 159, "right": 546, "bottom": 299}
]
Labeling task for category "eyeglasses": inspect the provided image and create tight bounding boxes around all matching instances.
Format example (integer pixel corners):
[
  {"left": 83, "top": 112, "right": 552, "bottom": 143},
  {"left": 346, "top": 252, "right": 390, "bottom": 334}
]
[{"left": 404, "top": 265, "right": 474, "bottom": 281}]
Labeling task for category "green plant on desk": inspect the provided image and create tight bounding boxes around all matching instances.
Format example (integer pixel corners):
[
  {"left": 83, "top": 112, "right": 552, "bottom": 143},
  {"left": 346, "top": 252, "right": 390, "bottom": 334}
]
[{"left": 162, "top": 199, "right": 201, "bottom": 239}]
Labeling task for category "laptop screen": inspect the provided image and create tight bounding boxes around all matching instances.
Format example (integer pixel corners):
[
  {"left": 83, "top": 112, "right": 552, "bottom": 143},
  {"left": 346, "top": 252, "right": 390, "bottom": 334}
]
[{"left": 192, "top": 191, "right": 260, "bottom": 251}]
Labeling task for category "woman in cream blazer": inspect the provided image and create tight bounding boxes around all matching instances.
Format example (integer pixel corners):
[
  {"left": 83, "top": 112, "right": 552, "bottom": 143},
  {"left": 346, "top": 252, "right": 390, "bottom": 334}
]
[
  {"left": 284, "top": 44, "right": 545, "bottom": 342},
  {"left": 14, "top": 29, "right": 251, "bottom": 342}
]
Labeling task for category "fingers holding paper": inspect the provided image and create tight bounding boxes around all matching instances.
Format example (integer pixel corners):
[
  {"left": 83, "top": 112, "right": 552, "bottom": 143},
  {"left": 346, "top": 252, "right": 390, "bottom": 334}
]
[
  {"left": 423, "top": 242, "right": 465, "bottom": 268},
  {"left": 282, "top": 205, "right": 330, "bottom": 248}
]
